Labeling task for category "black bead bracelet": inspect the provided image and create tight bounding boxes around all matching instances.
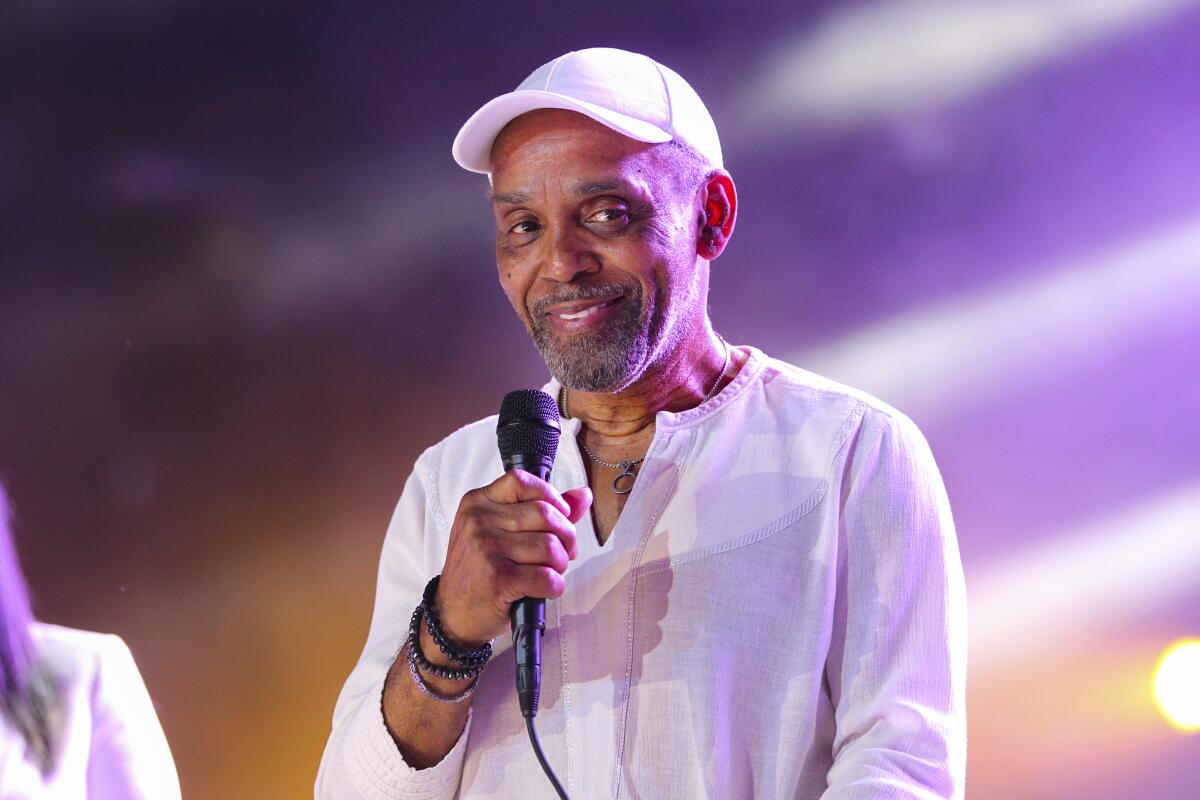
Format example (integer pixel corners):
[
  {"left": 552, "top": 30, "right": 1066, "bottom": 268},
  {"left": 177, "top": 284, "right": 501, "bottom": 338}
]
[
  {"left": 406, "top": 606, "right": 483, "bottom": 682},
  {"left": 419, "top": 575, "right": 494, "bottom": 668}
]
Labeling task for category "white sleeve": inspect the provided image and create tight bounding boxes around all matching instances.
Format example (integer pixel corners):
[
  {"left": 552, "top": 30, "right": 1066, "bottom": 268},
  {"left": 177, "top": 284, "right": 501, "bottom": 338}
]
[
  {"left": 315, "top": 446, "right": 472, "bottom": 800},
  {"left": 87, "top": 635, "right": 183, "bottom": 800},
  {"left": 823, "top": 409, "right": 968, "bottom": 800}
]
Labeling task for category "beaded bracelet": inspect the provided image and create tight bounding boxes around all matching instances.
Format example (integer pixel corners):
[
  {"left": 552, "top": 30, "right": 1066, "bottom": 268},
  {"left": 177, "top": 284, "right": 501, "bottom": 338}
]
[
  {"left": 404, "top": 640, "right": 479, "bottom": 704},
  {"left": 420, "top": 575, "right": 494, "bottom": 668},
  {"left": 407, "top": 605, "right": 483, "bottom": 682}
]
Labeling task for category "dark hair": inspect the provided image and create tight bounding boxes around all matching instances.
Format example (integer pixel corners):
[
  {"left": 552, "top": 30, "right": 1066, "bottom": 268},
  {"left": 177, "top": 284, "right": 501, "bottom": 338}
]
[{"left": 0, "top": 483, "right": 60, "bottom": 774}]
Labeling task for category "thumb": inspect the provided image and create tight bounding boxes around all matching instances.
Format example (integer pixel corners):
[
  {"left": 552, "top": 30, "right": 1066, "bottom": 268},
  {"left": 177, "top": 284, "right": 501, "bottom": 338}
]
[{"left": 562, "top": 486, "right": 593, "bottom": 524}]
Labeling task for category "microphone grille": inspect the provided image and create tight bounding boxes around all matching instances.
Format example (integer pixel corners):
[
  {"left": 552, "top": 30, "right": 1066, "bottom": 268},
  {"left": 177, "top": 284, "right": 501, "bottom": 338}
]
[
  {"left": 498, "top": 389, "right": 559, "bottom": 428},
  {"left": 497, "top": 389, "right": 560, "bottom": 463}
]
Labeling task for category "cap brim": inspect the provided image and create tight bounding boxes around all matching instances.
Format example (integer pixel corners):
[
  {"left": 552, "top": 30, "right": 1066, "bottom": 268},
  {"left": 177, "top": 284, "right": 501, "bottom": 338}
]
[{"left": 452, "top": 89, "right": 673, "bottom": 174}]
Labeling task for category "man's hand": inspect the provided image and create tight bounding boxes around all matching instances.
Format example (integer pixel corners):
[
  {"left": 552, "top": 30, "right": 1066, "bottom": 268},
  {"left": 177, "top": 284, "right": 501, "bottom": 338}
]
[{"left": 436, "top": 470, "right": 592, "bottom": 646}]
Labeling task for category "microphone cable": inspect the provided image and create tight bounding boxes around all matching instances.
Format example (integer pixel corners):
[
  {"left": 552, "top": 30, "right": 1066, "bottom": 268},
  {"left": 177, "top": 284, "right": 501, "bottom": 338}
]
[{"left": 526, "top": 716, "right": 569, "bottom": 800}]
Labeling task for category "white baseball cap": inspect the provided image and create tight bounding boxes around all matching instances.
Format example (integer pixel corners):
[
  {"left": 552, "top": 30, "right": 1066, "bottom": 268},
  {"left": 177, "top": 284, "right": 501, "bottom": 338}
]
[{"left": 452, "top": 47, "right": 723, "bottom": 174}]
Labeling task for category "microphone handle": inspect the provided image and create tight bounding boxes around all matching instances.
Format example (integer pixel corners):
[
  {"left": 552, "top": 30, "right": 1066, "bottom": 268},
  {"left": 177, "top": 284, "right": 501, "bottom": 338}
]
[
  {"left": 505, "top": 458, "right": 552, "bottom": 719},
  {"left": 510, "top": 597, "right": 544, "bottom": 718}
]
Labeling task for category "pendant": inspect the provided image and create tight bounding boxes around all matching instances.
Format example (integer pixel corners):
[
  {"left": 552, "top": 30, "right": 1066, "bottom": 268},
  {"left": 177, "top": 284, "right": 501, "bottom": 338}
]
[{"left": 612, "top": 461, "right": 639, "bottom": 495}]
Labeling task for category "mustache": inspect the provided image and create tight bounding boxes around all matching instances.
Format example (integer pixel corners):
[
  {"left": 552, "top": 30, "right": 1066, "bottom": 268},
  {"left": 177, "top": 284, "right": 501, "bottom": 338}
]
[{"left": 530, "top": 282, "right": 639, "bottom": 317}]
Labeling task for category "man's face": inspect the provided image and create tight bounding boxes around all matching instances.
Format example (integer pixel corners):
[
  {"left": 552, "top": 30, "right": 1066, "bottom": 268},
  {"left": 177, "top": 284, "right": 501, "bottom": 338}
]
[{"left": 488, "top": 110, "right": 704, "bottom": 393}]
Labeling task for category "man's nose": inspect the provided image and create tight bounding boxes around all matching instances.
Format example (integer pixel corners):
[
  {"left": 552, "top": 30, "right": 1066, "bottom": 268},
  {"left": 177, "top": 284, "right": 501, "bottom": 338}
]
[{"left": 541, "top": 221, "right": 600, "bottom": 283}]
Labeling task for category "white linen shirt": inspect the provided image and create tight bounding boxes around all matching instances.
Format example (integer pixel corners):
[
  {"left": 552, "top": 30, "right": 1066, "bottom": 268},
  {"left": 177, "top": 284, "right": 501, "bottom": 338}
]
[{"left": 316, "top": 347, "right": 967, "bottom": 799}]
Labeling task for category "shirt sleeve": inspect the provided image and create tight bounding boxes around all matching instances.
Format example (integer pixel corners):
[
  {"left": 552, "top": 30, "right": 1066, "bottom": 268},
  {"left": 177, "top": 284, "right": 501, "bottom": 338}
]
[
  {"left": 87, "top": 634, "right": 183, "bottom": 800},
  {"left": 823, "top": 408, "right": 968, "bottom": 800},
  {"left": 315, "top": 446, "right": 472, "bottom": 800}
]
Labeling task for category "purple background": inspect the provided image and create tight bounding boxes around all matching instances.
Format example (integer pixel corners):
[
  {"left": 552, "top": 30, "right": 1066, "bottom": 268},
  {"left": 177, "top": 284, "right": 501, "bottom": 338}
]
[{"left": 2, "top": 2, "right": 1198, "bottom": 796}]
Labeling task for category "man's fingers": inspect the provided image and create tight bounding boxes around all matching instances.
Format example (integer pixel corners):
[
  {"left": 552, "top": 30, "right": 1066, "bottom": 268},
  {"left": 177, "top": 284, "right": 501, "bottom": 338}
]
[
  {"left": 504, "top": 531, "right": 570, "bottom": 574},
  {"left": 481, "top": 469, "right": 569, "bottom": 516},
  {"left": 500, "top": 563, "right": 566, "bottom": 603},
  {"left": 562, "top": 486, "right": 592, "bottom": 526},
  {"left": 445, "top": 475, "right": 582, "bottom": 643},
  {"left": 497, "top": 501, "right": 577, "bottom": 559}
]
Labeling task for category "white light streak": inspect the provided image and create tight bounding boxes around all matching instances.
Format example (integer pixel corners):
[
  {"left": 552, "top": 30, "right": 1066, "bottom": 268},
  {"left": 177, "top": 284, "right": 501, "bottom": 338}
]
[
  {"left": 968, "top": 484, "right": 1200, "bottom": 670},
  {"left": 796, "top": 215, "right": 1200, "bottom": 416},
  {"left": 738, "top": 0, "right": 1199, "bottom": 131}
]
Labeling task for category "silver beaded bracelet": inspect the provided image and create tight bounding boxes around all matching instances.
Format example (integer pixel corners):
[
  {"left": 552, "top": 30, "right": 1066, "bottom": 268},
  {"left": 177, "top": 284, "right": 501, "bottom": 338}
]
[{"left": 404, "top": 639, "right": 480, "bottom": 704}]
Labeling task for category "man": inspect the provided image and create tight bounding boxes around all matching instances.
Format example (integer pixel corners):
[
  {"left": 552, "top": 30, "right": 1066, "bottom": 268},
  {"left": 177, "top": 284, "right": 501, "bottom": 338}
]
[{"left": 317, "top": 47, "right": 966, "bottom": 799}]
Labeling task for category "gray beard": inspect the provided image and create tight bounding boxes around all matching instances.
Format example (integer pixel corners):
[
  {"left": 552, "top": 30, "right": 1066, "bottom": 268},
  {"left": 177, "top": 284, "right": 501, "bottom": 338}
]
[{"left": 529, "top": 282, "right": 650, "bottom": 393}]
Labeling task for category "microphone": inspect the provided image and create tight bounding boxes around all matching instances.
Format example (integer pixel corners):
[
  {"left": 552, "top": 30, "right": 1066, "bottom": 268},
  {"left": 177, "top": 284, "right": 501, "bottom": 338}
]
[{"left": 496, "top": 389, "right": 561, "bottom": 719}]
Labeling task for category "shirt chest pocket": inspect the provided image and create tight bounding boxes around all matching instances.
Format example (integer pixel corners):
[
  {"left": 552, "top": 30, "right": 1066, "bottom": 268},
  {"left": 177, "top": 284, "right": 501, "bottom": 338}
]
[{"left": 637, "top": 468, "right": 830, "bottom": 568}]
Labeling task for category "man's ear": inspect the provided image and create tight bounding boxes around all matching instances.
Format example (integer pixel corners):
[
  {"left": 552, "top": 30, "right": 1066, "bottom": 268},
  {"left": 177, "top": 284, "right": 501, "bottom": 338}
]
[{"left": 694, "top": 171, "right": 737, "bottom": 261}]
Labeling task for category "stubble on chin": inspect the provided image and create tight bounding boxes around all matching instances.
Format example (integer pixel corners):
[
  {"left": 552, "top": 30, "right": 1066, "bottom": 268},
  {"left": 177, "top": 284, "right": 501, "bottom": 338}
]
[{"left": 528, "top": 284, "right": 649, "bottom": 393}]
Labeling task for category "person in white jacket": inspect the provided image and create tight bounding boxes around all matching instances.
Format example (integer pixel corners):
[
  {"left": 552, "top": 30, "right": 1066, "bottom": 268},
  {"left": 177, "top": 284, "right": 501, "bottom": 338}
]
[
  {"left": 0, "top": 483, "right": 182, "bottom": 798},
  {"left": 318, "top": 47, "right": 966, "bottom": 799}
]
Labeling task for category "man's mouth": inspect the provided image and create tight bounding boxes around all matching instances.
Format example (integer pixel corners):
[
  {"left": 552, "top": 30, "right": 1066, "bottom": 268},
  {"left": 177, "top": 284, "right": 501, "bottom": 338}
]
[
  {"left": 538, "top": 294, "right": 626, "bottom": 332},
  {"left": 549, "top": 296, "right": 623, "bottom": 321}
]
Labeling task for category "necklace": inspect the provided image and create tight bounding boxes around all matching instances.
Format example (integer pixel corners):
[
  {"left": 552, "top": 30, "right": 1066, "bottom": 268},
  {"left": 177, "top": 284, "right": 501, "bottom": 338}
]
[
  {"left": 564, "top": 337, "right": 731, "bottom": 495},
  {"left": 578, "top": 439, "right": 644, "bottom": 495}
]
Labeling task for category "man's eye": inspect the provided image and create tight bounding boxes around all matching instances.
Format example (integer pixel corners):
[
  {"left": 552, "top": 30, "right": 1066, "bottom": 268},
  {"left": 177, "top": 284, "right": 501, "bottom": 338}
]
[
  {"left": 509, "top": 219, "right": 540, "bottom": 235},
  {"left": 588, "top": 207, "right": 630, "bottom": 224}
]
